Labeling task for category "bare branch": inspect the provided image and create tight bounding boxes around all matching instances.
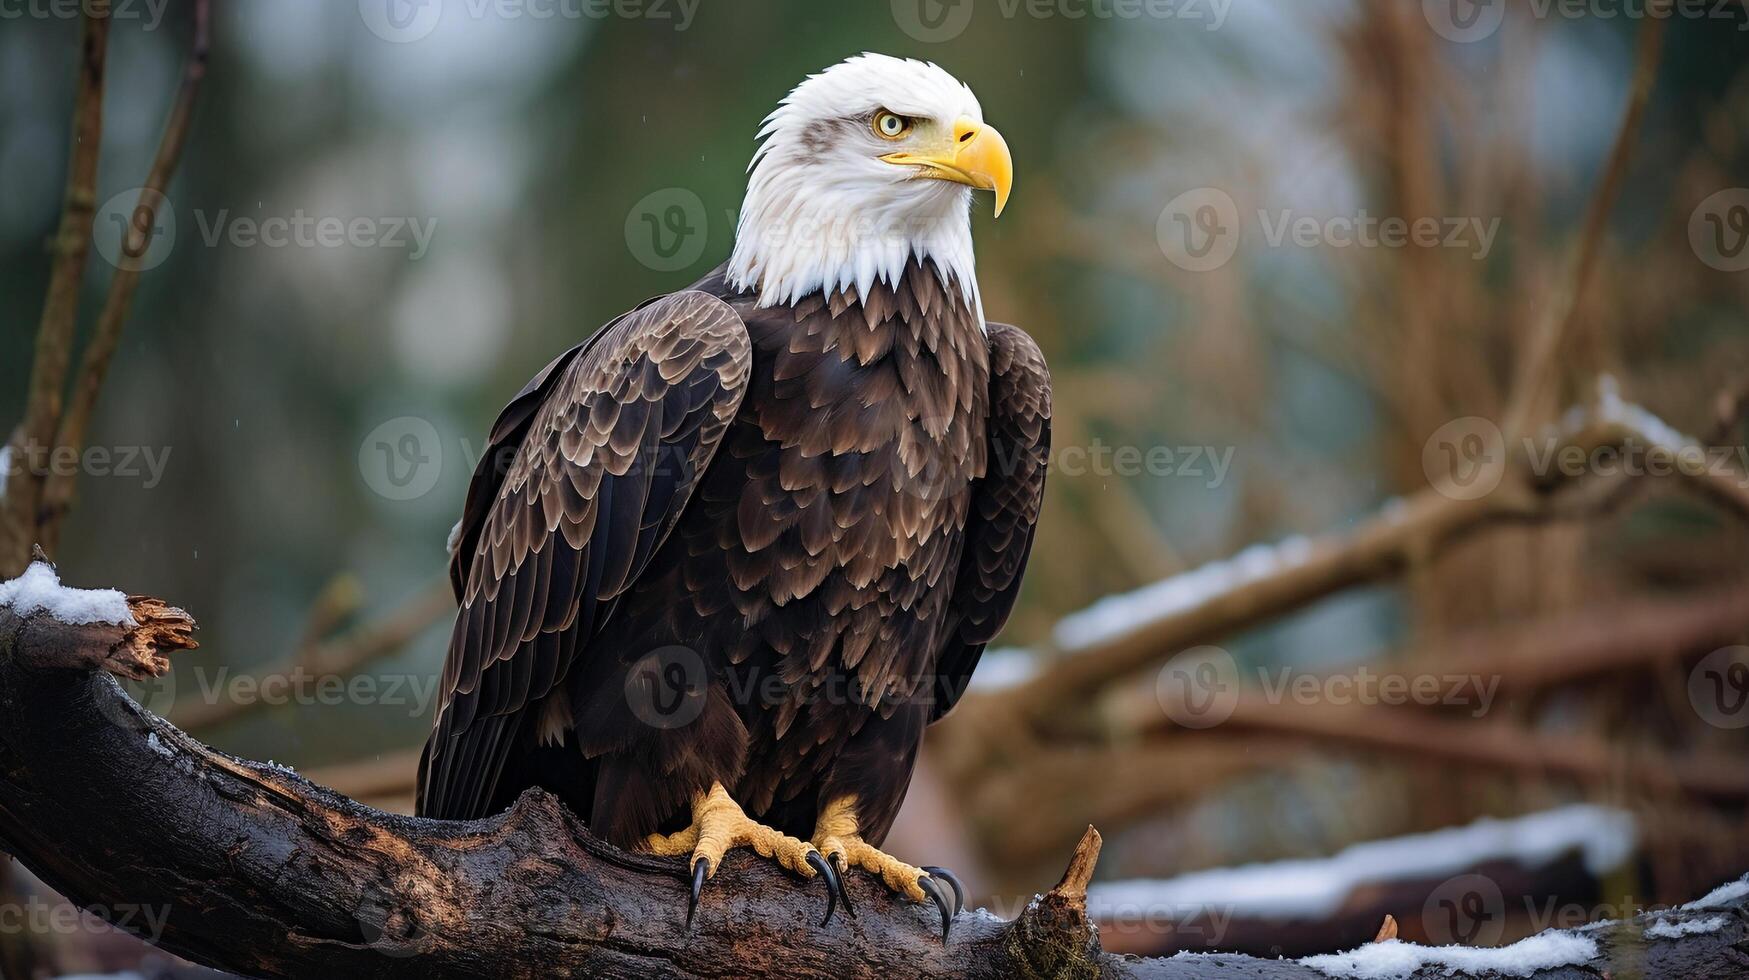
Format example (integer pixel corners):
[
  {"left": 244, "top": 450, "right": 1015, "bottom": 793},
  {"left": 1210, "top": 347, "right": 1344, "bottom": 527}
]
[
  {"left": 1145, "top": 695, "right": 1749, "bottom": 801},
  {"left": 38, "top": 0, "right": 213, "bottom": 554},
  {"left": 1, "top": 7, "right": 112, "bottom": 577},
  {"left": 167, "top": 578, "right": 452, "bottom": 732},
  {"left": 989, "top": 388, "right": 1748, "bottom": 732},
  {"left": 1501, "top": 3, "right": 1670, "bottom": 440}
]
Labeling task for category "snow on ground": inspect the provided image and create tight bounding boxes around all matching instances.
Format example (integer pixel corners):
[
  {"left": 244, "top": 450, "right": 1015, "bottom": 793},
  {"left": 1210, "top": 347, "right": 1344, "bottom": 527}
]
[
  {"left": 0, "top": 562, "right": 135, "bottom": 626},
  {"left": 1087, "top": 805, "right": 1635, "bottom": 922},
  {"left": 1300, "top": 931, "right": 1598, "bottom": 979},
  {"left": 1681, "top": 875, "right": 1749, "bottom": 911},
  {"left": 1644, "top": 915, "right": 1728, "bottom": 940},
  {"left": 1053, "top": 536, "right": 1317, "bottom": 650}
]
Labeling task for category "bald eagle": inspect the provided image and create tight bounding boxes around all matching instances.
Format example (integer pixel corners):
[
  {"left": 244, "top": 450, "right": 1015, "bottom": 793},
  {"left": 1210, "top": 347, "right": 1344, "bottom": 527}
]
[{"left": 417, "top": 53, "right": 1050, "bottom": 937}]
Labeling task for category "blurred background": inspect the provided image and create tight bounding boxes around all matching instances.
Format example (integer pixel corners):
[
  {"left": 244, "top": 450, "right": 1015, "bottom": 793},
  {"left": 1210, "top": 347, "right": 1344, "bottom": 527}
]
[{"left": 2, "top": 0, "right": 1748, "bottom": 975}]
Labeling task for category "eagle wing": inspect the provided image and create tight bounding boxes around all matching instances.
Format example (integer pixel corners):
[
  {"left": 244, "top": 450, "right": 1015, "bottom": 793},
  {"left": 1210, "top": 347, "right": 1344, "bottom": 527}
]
[
  {"left": 418, "top": 290, "right": 751, "bottom": 819},
  {"left": 932, "top": 321, "right": 1052, "bottom": 721}
]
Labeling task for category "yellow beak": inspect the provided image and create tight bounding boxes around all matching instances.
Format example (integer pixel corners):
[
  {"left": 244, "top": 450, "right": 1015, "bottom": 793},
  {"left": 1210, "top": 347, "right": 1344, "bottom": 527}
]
[{"left": 880, "top": 117, "right": 1014, "bottom": 218}]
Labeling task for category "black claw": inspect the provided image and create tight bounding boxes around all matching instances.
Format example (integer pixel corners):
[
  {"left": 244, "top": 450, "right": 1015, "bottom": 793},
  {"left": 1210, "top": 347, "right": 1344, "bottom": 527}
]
[
  {"left": 918, "top": 875, "right": 954, "bottom": 943},
  {"left": 686, "top": 857, "right": 708, "bottom": 930},
  {"left": 807, "top": 850, "right": 841, "bottom": 926},
  {"left": 921, "top": 866, "right": 965, "bottom": 918},
  {"left": 830, "top": 853, "right": 856, "bottom": 919}
]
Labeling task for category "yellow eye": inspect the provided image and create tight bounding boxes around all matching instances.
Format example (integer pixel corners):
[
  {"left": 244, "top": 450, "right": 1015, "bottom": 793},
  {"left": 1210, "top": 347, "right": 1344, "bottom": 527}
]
[{"left": 873, "top": 110, "right": 911, "bottom": 140}]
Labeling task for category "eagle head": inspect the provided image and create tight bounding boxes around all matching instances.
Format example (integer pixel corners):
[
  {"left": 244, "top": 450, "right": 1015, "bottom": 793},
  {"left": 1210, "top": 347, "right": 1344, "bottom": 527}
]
[{"left": 727, "top": 53, "right": 1013, "bottom": 315}]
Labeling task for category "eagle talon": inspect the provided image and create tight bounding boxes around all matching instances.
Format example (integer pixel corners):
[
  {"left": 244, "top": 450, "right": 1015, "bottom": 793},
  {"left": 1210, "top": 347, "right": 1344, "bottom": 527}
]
[
  {"left": 686, "top": 857, "right": 708, "bottom": 930},
  {"left": 918, "top": 875, "right": 954, "bottom": 943},
  {"left": 648, "top": 782, "right": 829, "bottom": 927},
  {"left": 812, "top": 795, "right": 962, "bottom": 941},
  {"left": 830, "top": 852, "right": 857, "bottom": 919},
  {"left": 921, "top": 866, "right": 965, "bottom": 918},
  {"left": 807, "top": 850, "right": 842, "bottom": 926}
]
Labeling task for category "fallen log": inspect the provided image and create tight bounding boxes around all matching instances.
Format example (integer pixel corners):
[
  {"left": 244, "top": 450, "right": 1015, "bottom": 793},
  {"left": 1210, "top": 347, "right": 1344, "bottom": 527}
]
[{"left": 0, "top": 559, "right": 1743, "bottom": 979}]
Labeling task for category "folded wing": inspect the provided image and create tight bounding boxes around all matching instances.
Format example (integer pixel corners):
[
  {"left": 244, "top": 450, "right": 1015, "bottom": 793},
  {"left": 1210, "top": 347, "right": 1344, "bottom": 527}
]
[
  {"left": 932, "top": 321, "right": 1051, "bottom": 721},
  {"left": 418, "top": 291, "right": 751, "bottom": 819}
]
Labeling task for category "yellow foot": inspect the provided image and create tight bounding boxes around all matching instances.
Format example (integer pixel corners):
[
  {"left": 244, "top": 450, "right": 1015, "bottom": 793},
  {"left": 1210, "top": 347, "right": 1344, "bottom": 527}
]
[
  {"left": 646, "top": 782, "right": 840, "bottom": 927},
  {"left": 812, "top": 795, "right": 964, "bottom": 940}
]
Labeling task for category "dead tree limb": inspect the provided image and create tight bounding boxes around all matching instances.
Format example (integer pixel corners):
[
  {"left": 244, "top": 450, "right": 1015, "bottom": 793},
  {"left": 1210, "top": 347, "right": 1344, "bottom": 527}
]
[
  {"left": 1145, "top": 695, "right": 1749, "bottom": 800},
  {"left": 1, "top": 6, "right": 111, "bottom": 576},
  {"left": 0, "top": 563, "right": 1129, "bottom": 979},
  {"left": 167, "top": 577, "right": 453, "bottom": 733},
  {"left": 37, "top": 0, "right": 212, "bottom": 556},
  {"left": 1, "top": 561, "right": 1744, "bottom": 979},
  {"left": 985, "top": 388, "right": 1749, "bottom": 737},
  {"left": 1501, "top": 0, "right": 1668, "bottom": 441}
]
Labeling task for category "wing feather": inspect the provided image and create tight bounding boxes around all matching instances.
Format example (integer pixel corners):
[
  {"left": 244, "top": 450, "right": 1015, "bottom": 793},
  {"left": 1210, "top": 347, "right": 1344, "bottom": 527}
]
[
  {"left": 418, "top": 291, "right": 750, "bottom": 819},
  {"left": 931, "top": 321, "right": 1051, "bottom": 721}
]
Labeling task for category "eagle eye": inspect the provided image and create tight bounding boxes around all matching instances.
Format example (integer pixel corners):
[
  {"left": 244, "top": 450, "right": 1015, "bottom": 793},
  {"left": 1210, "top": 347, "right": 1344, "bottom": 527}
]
[{"left": 873, "top": 110, "right": 913, "bottom": 140}]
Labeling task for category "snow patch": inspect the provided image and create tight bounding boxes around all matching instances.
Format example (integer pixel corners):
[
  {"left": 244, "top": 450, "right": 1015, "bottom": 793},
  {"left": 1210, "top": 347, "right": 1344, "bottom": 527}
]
[
  {"left": 1644, "top": 915, "right": 1727, "bottom": 940},
  {"left": 0, "top": 444, "right": 11, "bottom": 500},
  {"left": 1054, "top": 536, "right": 1317, "bottom": 650},
  {"left": 0, "top": 563, "right": 134, "bottom": 626},
  {"left": 1088, "top": 805, "right": 1635, "bottom": 922},
  {"left": 1682, "top": 876, "right": 1749, "bottom": 911},
  {"left": 1584, "top": 375, "right": 1696, "bottom": 451},
  {"left": 144, "top": 732, "right": 175, "bottom": 759},
  {"left": 1302, "top": 932, "right": 1597, "bottom": 979}
]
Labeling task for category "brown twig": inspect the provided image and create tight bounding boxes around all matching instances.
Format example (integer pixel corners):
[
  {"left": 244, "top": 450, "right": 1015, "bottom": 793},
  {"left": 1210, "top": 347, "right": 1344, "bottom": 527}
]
[
  {"left": 37, "top": 0, "right": 213, "bottom": 555},
  {"left": 167, "top": 578, "right": 452, "bottom": 732},
  {"left": 1389, "top": 580, "right": 1749, "bottom": 703},
  {"left": 1, "top": 6, "right": 112, "bottom": 577},
  {"left": 1153, "top": 695, "right": 1749, "bottom": 800},
  {"left": 1500, "top": 3, "right": 1669, "bottom": 441}
]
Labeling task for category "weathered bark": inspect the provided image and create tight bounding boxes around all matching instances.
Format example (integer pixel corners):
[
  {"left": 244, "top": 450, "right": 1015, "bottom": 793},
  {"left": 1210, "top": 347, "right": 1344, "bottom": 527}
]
[{"left": 0, "top": 565, "right": 1744, "bottom": 979}]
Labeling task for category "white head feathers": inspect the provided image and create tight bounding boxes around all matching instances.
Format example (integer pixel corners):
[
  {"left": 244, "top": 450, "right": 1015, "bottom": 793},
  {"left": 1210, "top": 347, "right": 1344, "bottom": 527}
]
[{"left": 727, "top": 54, "right": 988, "bottom": 321}]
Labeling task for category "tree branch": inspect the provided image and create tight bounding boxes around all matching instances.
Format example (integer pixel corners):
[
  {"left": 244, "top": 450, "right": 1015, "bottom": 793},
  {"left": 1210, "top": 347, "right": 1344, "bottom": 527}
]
[
  {"left": 37, "top": 0, "right": 212, "bottom": 555},
  {"left": 987, "top": 387, "right": 1749, "bottom": 734},
  {"left": 1, "top": 6, "right": 112, "bottom": 577},
  {"left": 2, "top": 561, "right": 1741, "bottom": 978},
  {"left": 1501, "top": 2, "right": 1669, "bottom": 441},
  {"left": 1149, "top": 695, "right": 1749, "bottom": 800},
  {"left": 0, "top": 563, "right": 1122, "bottom": 979},
  {"left": 166, "top": 577, "right": 452, "bottom": 733}
]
